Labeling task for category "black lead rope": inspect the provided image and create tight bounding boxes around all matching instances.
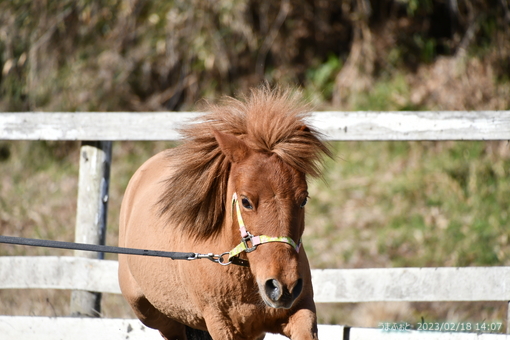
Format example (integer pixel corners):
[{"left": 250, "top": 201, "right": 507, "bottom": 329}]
[{"left": 0, "top": 235, "right": 235, "bottom": 265}]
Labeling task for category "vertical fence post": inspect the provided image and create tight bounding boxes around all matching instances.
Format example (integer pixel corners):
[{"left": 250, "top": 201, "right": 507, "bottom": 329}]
[
  {"left": 507, "top": 301, "right": 510, "bottom": 334},
  {"left": 70, "top": 141, "right": 112, "bottom": 317}
]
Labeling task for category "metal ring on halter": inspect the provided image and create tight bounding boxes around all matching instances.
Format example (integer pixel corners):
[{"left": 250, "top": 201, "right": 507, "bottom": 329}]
[{"left": 217, "top": 252, "right": 232, "bottom": 266}]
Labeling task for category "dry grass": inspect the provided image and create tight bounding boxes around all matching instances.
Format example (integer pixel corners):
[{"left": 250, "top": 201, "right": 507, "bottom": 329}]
[
  {"left": 0, "top": 141, "right": 175, "bottom": 318},
  {"left": 409, "top": 56, "right": 510, "bottom": 111}
]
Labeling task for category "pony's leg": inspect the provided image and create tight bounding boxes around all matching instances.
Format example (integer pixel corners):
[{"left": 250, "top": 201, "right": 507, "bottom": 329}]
[
  {"left": 205, "top": 330, "right": 262, "bottom": 340},
  {"left": 282, "top": 307, "right": 318, "bottom": 340},
  {"left": 200, "top": 318, "right": 239, "bottom": 340},
  {"left": 135, "top": 296, "right": 187, "bottom": 340},
  {"left": 118, "top": 257, "right": 186, "bottom": 339},
  {"left": 203, "top": 319, "right": 265, "bottom": 340}
]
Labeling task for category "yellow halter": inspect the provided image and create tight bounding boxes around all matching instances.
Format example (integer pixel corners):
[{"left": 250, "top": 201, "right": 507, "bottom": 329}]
[{"left": 227, "top": 193, "right": 302, "bottom": 266}]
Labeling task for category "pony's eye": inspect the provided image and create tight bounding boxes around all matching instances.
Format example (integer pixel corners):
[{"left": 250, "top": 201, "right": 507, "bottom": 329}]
[
  {"left": 241, "top": 197, "right": 253, "bottom": 210},
  {"left": 300, "top": 197, "right": 308, "bottom": 208}
]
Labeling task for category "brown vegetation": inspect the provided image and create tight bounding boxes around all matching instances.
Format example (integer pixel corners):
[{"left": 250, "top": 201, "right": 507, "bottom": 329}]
[{"left": 1, "top": 0, "right": 509, "bottom": 111}]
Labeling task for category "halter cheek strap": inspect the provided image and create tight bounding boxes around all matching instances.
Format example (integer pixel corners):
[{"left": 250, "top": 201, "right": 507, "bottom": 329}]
[{"left": 228, "top": 193, "right": 302, "bottom": 263}]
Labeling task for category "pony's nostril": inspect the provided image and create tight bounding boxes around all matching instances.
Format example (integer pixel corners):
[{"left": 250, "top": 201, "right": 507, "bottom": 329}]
[
  {"left": 291, "top": 278, "right": 303, "bottom": 299},
  {"left": 262, "top": 278, "right": 302, "bottom": 308},
  {"left": 265, "top": 279, "right": 282, "bottom": 302}
]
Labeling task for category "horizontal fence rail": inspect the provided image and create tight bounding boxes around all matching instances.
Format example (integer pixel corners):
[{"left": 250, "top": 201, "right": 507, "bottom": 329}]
[
  {"left": 0, "top": 256, "right": 120, "bottom": 293},
  {"left": 1, "top": 111, "right": 509, "bottom": 140},
  {"left": 312, "top": 267, "right": 510, "bottom": 302},
  {"left": 1, "top": 257, "right": 509, "bottom": 303},
  {"left": 0, "top": 316, "right": 328, "bottom": 340}
]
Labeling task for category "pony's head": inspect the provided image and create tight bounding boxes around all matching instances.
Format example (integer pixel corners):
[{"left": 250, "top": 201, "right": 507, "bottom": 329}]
[
  {"left": 214, "top": 128, "right": 309, "bottom": 308},
  {"left": 159, "top": 86, "right": 331, "bottom": 309}
]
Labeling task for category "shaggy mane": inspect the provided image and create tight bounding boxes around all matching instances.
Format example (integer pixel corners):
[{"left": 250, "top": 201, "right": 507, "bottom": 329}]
[{"left": 158, "top": 86, "right": 332, "bottom": 239}]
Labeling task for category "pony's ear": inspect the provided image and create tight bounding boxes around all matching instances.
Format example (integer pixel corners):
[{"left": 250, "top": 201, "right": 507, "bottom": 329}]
[
  {"left": 298, "top": 125, "right": 311, "bottom": 133},
  {"left": 212, "top": 129, "right": 251, "bottom": 163}
]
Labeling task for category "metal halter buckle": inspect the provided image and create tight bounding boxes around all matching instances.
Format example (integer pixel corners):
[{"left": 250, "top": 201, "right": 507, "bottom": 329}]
[{"left": 241, "top": 232, "right": 258, "bottom": 253}]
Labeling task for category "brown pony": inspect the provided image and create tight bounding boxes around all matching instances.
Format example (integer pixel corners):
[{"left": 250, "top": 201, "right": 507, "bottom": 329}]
[{"left": 118, "top": 86, "right": 331, "bottom": 340}]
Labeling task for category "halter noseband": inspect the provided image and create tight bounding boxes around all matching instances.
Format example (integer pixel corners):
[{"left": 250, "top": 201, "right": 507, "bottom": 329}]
[{"left": 227, "top": 193, "right": 302, "bottom": 266}]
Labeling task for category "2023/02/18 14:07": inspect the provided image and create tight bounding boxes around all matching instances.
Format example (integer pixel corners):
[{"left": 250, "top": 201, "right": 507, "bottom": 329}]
[
  {"left": 418, "top": 322, "right": 503, "bottom": 332},
  {"left": 379, "top": 322, "right": 503, "bottom": 332}
]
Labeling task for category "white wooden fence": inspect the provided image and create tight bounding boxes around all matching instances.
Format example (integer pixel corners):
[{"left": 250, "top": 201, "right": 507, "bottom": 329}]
[{"left": 1, "top": 112, "right": 509, "bottom": 339}]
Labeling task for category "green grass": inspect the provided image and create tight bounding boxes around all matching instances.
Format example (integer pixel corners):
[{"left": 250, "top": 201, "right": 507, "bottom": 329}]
[
  {"left": 305, "top": 140, "right": 510, "bottom": 270},
  {"left": 306, "top": 140, "right": 509, "bottom": 328}
]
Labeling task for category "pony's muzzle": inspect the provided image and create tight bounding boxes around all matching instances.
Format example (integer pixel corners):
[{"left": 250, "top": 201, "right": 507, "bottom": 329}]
[{"left": 263, "top": 277, "right": 303, "bottom": 309}]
